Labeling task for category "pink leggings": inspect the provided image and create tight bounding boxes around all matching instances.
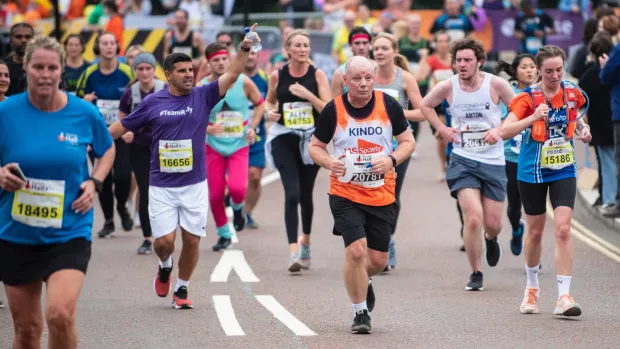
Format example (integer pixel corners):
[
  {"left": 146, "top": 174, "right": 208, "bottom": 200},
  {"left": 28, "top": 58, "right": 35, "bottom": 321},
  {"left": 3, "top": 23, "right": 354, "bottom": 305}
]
[{"left": 206, "top": 145, "right": 249, "bottom": 228}]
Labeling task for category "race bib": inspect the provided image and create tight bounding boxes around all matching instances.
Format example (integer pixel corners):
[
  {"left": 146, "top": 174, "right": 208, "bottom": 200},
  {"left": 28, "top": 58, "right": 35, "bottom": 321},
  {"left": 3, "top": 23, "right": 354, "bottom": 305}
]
[
  {"left": 525, "top": 37, "right": 543, "bottom": 52},
  {"left": 510, "top": 132, "right": 524, "bottom": 154},
  {"left": 159, "top": 139, "right": 193, "bottom": 173},
  {"left": 97, "top": 99, "right": 120, "bottom": 125},
  {"left": 346, "top": 152, "right": 384, "bottom": 188},
  {"left": 283, "top": 102, "right": 314, "bottom": 129},
  {"left": 541, "top": 138, "right": 574, "bottom": 170},
  {"left": 172, "top": 46, "right": 193, "bottom": 58},
  {"left": 461, "top": 123, "right": 491, "bottom": 152},
  {"left": 11, "top": 178, "right": 65, "bottom": 228},
  {"left": 446, "top": 29, "right": 466, "bottom": 42},
  {"left": 215, "top": 111, "right": 244, "bottom": 138},
  {"left": 375, "top": 88, "right": 399, "bottom": 101}
]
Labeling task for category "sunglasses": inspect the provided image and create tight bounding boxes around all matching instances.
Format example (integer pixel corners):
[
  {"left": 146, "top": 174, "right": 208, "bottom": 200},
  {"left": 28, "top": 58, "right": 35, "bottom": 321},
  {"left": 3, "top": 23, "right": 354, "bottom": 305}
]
[{"left": 219, "top": 41, "right": 232, "bottom": 46}]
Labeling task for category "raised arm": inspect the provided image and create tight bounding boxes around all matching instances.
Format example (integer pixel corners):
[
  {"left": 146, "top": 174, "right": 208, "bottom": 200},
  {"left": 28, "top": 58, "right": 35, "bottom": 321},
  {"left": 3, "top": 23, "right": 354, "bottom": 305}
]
[{"left": 218, "top": 24, "right": 259, "bottom": 96}]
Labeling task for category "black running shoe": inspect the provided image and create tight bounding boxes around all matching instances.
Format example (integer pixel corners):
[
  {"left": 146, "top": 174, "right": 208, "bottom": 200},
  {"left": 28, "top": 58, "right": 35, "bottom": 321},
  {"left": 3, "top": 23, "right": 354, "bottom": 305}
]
[
  {"left": 137, "top": 240, "right": 152, "bottom": 255},
  {"left": 351, "top": 309, "right": 371, "bottom": 334},
  {"left": 465, "top": 271, "right": 484, "bottom": 291},
  {"left": 120, "top": 212, "right": 134, "bottom": 231},
  {"left": 233, "top": 208, "right": 246, "bottom": 232},
  {"left": 485, "top": 234, "right": 502, "bottom": 267},
  {"left": 0, "top": 300, "right": 4, "bottom": 308},
  {"left": 212, "top": 237, "right": 232, "bottom": 251},
  {"left": 366, "top": 278, "right": 375, "bottom": 312},
  {"left": 97, "top": 220, "right": 115, "bottom": 238}
]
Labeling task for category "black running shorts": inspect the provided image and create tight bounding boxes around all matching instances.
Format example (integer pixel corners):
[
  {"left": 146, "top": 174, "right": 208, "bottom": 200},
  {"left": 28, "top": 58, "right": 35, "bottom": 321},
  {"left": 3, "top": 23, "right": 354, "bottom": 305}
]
[
  {"left": 518, "top": 177, "right": 577, "bottom": 216},
  {"left": 329, "top": 194, "right": 396, "bottom": 252},
  {"left": 0, "top": 238, "right": 91, "bottom": 286}
]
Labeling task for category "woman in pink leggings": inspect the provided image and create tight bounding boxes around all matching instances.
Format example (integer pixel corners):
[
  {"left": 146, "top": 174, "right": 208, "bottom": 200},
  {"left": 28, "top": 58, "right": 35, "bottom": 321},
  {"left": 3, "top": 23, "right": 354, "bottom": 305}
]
[{"left": 202, "top": 43, "right": 265, "bottom": 251}]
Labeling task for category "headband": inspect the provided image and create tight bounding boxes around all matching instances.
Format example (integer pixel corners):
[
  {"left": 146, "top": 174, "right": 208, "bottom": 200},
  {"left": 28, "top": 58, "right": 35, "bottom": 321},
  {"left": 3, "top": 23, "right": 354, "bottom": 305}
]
[
  {"left": 350, "top": 34, "right": 371, "bottom": 44},
  {"left": 208, "top": 50, "right": 229, "bottom": 61}
]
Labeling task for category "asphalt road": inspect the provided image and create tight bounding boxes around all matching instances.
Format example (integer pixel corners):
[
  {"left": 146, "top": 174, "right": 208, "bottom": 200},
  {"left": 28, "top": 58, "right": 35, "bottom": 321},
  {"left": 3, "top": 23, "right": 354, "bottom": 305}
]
[{"left": 1, "top": 125, "right": 620, "bottom": 349}]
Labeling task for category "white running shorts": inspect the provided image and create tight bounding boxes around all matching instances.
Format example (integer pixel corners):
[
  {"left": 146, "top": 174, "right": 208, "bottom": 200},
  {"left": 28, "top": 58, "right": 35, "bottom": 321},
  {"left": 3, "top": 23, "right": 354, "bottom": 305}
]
[{"left": 149, "top": 181, "right": 209, "bottom": 239}]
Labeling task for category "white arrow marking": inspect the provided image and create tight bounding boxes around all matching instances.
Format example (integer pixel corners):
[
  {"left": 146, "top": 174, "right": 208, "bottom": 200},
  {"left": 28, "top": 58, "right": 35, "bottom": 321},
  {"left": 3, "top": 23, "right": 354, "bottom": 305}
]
[
  {"left": 255, "top": 295, "right": 317, "bottom": 336},
  {"left": 213, "top": 295, "right": 245, "bottom": 336},
  {"left": 210, "top": 250, "right": 260, "bottom": 282}
]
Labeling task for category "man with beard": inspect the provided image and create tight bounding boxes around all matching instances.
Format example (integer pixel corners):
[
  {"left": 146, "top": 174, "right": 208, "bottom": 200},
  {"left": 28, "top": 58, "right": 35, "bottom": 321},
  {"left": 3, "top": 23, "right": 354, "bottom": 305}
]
[{"left": 4, "top": 23, "right": 33, "bottom": 96}]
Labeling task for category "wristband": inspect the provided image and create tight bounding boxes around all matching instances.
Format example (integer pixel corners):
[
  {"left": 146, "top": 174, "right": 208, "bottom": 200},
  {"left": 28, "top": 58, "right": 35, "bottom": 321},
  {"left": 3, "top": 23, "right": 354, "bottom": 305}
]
[{"left": 388, "top": 155, "right": 397, "bottom": 168}]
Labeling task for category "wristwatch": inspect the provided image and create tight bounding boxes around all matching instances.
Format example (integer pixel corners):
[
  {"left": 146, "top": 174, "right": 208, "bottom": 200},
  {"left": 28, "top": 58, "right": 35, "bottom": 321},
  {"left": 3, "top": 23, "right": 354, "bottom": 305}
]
[
  {"left": 88, "top": 177, "right": 103, "bottom": 193},
  {"left": 388, "top": 155, "right": 397, "bottom": 168},
  {"left": 241, "top": 46, "right": 251, "bottom": 53}
]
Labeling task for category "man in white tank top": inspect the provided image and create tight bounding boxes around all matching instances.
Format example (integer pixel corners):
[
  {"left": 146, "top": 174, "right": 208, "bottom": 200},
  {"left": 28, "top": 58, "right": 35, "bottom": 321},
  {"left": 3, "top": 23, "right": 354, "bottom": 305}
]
[{"left": 421, "top": 38, "right": 516, "bottom": 292}]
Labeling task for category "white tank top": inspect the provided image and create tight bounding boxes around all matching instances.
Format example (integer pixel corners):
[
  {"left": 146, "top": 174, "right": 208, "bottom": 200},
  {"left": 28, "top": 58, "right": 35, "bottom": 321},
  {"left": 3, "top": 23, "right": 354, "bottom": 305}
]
[{"left": 449, "top": 72, "right": 505, "bottom": 165}]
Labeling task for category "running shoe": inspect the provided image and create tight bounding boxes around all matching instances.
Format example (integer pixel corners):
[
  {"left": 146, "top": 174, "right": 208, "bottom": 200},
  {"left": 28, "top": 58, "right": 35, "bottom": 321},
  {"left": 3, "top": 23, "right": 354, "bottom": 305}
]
[
  {"left": 97, "top": 220, "right": 115, "bottom": 238},
  {"left": 137, "top": 240, "right": 152, "bottom": 255},
  {"left": 367, "top": 278, "right": 375, "bottom": 312},
  {"left": 465, "top": 271, "right": 483, "bottom": 291},
  {"left": 388, "top": 238, "right": 396, "bottom": 268},
  {"left": 510, "top": 219, "right": 525, "bottom": 256},
  {"left": 153, "top": 259, "right": 173, "bottom": 297},
  {"left": 233, "top": 208, "right": 246, "bottom": 232},
  {"left": 288, "top": 252, "right": 302, "bottom": 273},
  {"left": 553, "top": 294, "right": 581, "bottom": 317},
  {"left": 351, "top": 309, "right": 371, "bottom": 334},
  {"left": 485, "top": 235, "right": 502, "bottom": 267},
  {"left": 212, "top": 237, "right": 232, "bottom": 251},
  {"left": 0, "top": 300, "right": 3, "bottom": 308},
  {"left": 299, "top": 243, "right": 311, "bottom": 270},
  {"left": 520, "top": 287, "right": 540, "bottom": 314},
  {"left": 172, "top": 286, "right": 193, "bottom": 309},
  {"left": 119, "top": 209, "right": 134, "bottom": 231},
  {"left": 246, "top": 213, "right": 259, "bottom": 229}
]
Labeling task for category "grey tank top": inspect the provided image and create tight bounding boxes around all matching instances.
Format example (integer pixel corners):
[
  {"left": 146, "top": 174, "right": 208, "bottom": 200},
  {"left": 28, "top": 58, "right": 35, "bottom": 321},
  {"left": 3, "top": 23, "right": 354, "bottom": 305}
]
[{"left": 373, "top": 67, "right": 408, "bottom": 110}]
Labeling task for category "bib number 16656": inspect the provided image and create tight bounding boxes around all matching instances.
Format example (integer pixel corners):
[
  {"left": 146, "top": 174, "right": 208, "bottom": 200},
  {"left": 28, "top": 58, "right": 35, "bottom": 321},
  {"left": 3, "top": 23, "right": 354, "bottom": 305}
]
[{"left": 161, "top": 158, "right": 191, "bottom": 168}]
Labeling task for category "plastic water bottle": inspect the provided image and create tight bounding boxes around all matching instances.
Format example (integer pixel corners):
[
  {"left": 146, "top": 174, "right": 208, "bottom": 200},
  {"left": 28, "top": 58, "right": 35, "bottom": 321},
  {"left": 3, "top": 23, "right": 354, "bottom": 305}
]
[{"left": 244, "top": 27, "right": 262, "bottom": 53}]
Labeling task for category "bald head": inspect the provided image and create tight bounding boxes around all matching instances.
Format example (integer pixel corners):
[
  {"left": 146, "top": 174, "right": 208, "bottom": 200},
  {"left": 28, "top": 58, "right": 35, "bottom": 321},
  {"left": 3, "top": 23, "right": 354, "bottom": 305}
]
[
  {"left": 345, "top": 56, "right": 374, "bottom": 78},
  {"left": 344, "top": 56, "right": 374, "bottom": 102}
]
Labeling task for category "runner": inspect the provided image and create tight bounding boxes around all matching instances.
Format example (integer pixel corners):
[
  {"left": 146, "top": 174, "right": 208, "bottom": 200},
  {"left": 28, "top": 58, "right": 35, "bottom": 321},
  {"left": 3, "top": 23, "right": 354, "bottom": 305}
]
[
  {"left": 0, "top": 59, "right": 10, "bottom": 309},
  {"left": 63, "top": 34, "right": 90, "bottom": 95},
  {"left": 0, "top": 35, "right": 114, "bottom": 348},
  {"left": 4, "top": 23, "right": 33, "bottom": 96},
  {"left": 264, "top": 29, "right": 331, "bottom": 272},
  {"left": 371, "top": 32, "right": 424, "bottom": 270},
  {"left": 495, "top": 53, "right": 538, "bottom": 256},
  {"left": 118, "top": 52, "right": 166, "bottom": 255},
  {"left": 199, "top": 43, "right": 264, "bottom": 251},
  {"left": 308, "top": 56, "right": 415, "bottom": 333},
  {"left": 501, "top": 45, "right": 591, "bottom": 316},
  {"left": 76, "top": 32, "right": 136, "bottom": 238},
  {"left": 244, "top": 49, "right": 270, "bottom": 229},
  {"left": 421, "top": 38, "right": 516, "bottom": 291},
  {"left": 330, "top": 26, "right": 373, "bottom": 98},
  {"left": 108, "top": 26, "right": 261, "bottom": 309},
  {"left": 163, "top": 9, "right": 205, "bottom": 67}
]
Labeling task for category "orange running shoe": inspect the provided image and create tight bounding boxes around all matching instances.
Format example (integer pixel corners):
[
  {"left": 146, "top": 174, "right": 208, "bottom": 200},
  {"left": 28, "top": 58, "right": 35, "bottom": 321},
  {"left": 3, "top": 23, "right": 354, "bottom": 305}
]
[
  {"left": 153, "top": 259, "right": 173, "bottom": 298},
  {"left": 553, "top": 294, "right": 581, "bottom": 317},
  {"left": 172, "top": 286, "right": 193, "bottom": 309},
  {"left": 520, "top": 287, "right": 539, "bottom": 314}
]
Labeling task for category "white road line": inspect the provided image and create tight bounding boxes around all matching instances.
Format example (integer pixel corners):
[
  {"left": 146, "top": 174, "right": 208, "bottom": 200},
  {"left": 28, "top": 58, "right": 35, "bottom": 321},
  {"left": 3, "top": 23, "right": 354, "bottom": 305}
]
[
  {"left": 213, "top": 295, "right": 246, "bottom": 336},
  {"left": 225, "top": 207, "right": 239, "bottom": 244},
  {"left": 261, "top": 171, "right": 281, "bottom": 186},
  {"left": 546, "top": 201, "right": 620, "bottom": 263},
  {"left": 255, "top": 295, "right": 317, "bottom": 336},
  {"left": 211, "top": 250, "right": 260, "bottom": 282}
]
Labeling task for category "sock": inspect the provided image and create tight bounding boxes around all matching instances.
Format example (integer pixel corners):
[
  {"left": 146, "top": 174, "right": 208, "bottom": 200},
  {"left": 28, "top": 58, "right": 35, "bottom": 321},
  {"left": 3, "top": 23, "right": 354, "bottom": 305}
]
[
  {"left": 352, "top": 301, "right": 368, "bottom": 314},
  {"left": 175, "top": 279, "right": 189, "bottom": 292},
  {"left": 557, "top": 275, "right": 572, "bottom": 297},
  {"left": 526, "top": 263, "right": 540, "bottom": 288},
  {"left": 216, "top": 224, "right": 232, "bottom": 239},
  {"left": 231, "top": 201, "right": 244, "bottom": 211},
  {"left": 159, "top": 256, "right": 172, "bottom": 269}
]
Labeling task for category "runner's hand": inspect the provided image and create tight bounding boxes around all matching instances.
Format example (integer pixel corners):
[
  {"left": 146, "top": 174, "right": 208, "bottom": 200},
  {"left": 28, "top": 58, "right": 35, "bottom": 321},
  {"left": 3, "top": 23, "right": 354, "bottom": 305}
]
[
  {"left": 266, "top": 109, "right": 281, "bottom": 122},
  {"left": 207, "top": 123, "right": 225, "bottom": 135},
  {"left": 599, "top": 53, "right": 609, "bottom": 69},
  {"left": 576, "top": 124, "right": 592, "bottom": 143},
  {"left": 0, "top": 163, "right": 26, "bottom": 192},
  {"left": 330, "top": 154, "right": 346, "bottom": 176},
  {"left": 84, "top": 91, "right": 97, "bottom": 102},
  {"left": 371, "top": 156, "right": 393, "bottom": 174},
  {"left": 72, "top": 180, "right": 96, "bottom": 214},
  {"left": 438, "top": 125, "right": 460, "bottom": 144},
  {"left": 122, "top": 132, "right": 134, "bottom": 144},
  {"left": 245, "top": 128, "right": 256, "bottom": 145},
  {"left": 483, "top": 127, "right": 501, "bottom": 145},
  {"left": 241, "top": 23, "right": 260, "bottom": 51},
  {"left": 289, "top": 82, "right": 312, "bottom": 100},
  {"left": 531, "top": 103, "right": 549, "bottom": 122}
]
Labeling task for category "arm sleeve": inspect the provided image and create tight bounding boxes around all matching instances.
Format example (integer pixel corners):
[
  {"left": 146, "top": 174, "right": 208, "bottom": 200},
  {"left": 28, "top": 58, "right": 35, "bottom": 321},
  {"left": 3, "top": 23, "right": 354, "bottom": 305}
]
[
  {"left": 384, "top": 95, "right": 409, "bottom": 136},
  {"left": 118, "top": 88, "right": 133, "bottom": 114},
  {"left": 89, "top": 105, "right": 114, "bottom": 158},
  {"left": 120, "top": 96, "right": 150, "bottom": 132},
  {"left": 313, "top": 101, "right": 337, "bottom": 144},
  {"left": 508, "top": 92, "right": 534, "bottom": 121}
]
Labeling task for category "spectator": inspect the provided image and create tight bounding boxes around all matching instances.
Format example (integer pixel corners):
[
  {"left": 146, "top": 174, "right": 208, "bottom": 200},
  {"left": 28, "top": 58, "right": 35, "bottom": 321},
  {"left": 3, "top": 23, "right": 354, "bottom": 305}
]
[
  {"left": 378, "top": 11, "right": 396, "bottom": 34},
  {"left": 267, "top": 26, "right": 295, "bottom": 75},
  {"left": 579, "top": 31, "right": 616, "bottom": 211},
  {"left": 323, "top": 0, "right": 359, "bottom": 32},
  {"left": 4, "top": 23, "right": 32, "bottom": 96},
  {"left": 599, "top": 15, "right": 620, "bottom": 44},
  {"left": 430, "top": 0, "right": 473, "bottom": 42},
  {"left": 514, "top": 0, "right": 555, "bottom": 55},
  {"left": 281, "top": 0, "right": 316, "bottom": 29},
  {"left": 391, "top": 20, "right": 408, "bottom": 41},
  {"left": 399, "top": 13, "right": 431, "bottom": 76},
  {"left": 103, "top": 0, "right": 124, "bottom": 56},
  {"left": 598, "top": 18, "right": 620, "bottom": 217},
  {"left": 331, "top": 10, "right": 357, "bottom": 65},
  {"left": 567, "top": 18, "right": 599, "bottom": 79},
  {"left": 355, "top": 4, "right": 376, "bottom": 32},
  {"left": 558, "top": 0, "right": 590, "bottom": 16}
]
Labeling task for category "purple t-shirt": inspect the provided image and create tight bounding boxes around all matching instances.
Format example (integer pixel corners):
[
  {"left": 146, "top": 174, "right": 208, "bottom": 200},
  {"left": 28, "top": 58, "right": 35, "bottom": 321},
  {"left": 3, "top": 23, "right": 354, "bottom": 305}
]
[
  {"left": 118, "top": 86, "right": 159, "bottom": 146},
  {"left": 120, "top": 81, "right": 221, "bottom": 188}
]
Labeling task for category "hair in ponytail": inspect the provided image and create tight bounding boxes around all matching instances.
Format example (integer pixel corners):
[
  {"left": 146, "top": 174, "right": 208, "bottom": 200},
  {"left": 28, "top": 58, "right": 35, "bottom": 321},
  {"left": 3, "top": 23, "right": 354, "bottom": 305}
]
[
  {"left": 494, "top": 53, "right": 535, "bottom": 82},
  {"left": 394, "top": 54, "right": 410, "bottom": 73}
]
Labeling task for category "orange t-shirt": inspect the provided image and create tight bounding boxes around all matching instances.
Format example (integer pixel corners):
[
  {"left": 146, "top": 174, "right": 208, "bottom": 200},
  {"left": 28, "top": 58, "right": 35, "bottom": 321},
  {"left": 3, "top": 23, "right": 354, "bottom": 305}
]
[
  {"left": 509, "top": 85, "right": 586, "bottom": 120},
  {"left": 105, "top": 14, "right": 124, "bottom": 56}
]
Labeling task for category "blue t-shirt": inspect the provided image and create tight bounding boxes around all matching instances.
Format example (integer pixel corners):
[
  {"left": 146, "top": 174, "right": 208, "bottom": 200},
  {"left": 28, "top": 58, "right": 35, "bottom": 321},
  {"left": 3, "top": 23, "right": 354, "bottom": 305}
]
[
  {"left": 249, "top": 69, "right": 268, "bottom": 148},
  {"left": 0, "top": 93, "right": 113, "bottom": 245},
  {"left": 63, "top": 61, "right": 90, "bottom": 93},
  {"left": 502, "top": 84, "right": 525, "bottom": 163}
]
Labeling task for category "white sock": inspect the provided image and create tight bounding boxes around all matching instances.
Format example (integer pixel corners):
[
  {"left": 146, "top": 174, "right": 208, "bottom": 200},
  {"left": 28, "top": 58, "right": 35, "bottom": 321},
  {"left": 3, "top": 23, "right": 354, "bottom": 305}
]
[
  {"left": 526, "top": 263, "right": 540, "bottom": 288},
  {"left": 175, "top": 278, "right": 189, "bottom": 292},
  {"left": 557, "top": 275, "right": 572, "bottom": 297},
  {"left": 159, "top": 256, "right": 172, "bottom": 269},
  {"left": 352, "top": 301, "right": 368, "bottom": 314}
]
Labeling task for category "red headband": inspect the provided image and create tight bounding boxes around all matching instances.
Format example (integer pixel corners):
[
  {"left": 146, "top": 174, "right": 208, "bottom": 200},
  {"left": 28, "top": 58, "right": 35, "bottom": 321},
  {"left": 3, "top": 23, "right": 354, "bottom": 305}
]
[
  {"left": 350, "top": 34, "right": 371, "bottom": 44},
  {"left": 208, "top": 50, "right": 229, "bottom": 61}
]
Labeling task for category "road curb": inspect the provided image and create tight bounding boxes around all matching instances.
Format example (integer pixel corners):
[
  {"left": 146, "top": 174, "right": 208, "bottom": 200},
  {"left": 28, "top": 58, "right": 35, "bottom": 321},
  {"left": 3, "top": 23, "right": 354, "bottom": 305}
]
[{"left": 576, "top": 188, "right": 620, "bottom": 232}]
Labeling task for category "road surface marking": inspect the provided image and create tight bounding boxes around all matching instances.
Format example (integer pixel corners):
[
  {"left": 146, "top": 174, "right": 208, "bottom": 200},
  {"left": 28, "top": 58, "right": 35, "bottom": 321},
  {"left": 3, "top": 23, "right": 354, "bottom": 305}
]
[
  {"left": 255, "top": 295, "right": 317, "bottom": 336},
  {"left": 213, "top": 295, "right": 246, "bottom": 336},
  {"left": 261, "top": 171, "right": 281, "bottom": 186},
  {"left": 546, "top": 201, "right": 620, "bottom": 263},
  {"left": 211, "top": 250, "right": 260, "bottom": 282}
]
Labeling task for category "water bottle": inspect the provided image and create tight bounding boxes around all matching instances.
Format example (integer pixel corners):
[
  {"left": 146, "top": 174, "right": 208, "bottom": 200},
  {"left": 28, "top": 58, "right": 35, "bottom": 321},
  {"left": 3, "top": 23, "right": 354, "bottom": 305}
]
[{"left": 244, "top": 27, "right": 262, "bottom": 53}]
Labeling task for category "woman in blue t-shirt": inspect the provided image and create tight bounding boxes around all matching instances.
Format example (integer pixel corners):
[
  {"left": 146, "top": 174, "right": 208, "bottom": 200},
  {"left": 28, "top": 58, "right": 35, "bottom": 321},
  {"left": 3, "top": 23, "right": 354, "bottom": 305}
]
[
  {"left": 0, "top": 59, "right": 10, "bottom": 309},
  {"left": 0, "top": 36, "right": 114, "bottom": 349}
]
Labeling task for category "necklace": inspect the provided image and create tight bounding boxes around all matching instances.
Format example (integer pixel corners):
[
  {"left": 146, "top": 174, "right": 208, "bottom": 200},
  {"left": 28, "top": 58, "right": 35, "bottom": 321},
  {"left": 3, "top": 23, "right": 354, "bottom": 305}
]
[{"left": 462, "top": 72, "right": 478, "bottom": 92}]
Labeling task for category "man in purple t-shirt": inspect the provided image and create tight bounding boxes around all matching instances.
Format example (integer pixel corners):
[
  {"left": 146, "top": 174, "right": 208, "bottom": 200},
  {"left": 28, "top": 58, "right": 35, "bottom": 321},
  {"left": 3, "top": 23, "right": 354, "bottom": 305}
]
[{"left": 108, "top": 25, "right": 261, "bottom": 310}]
